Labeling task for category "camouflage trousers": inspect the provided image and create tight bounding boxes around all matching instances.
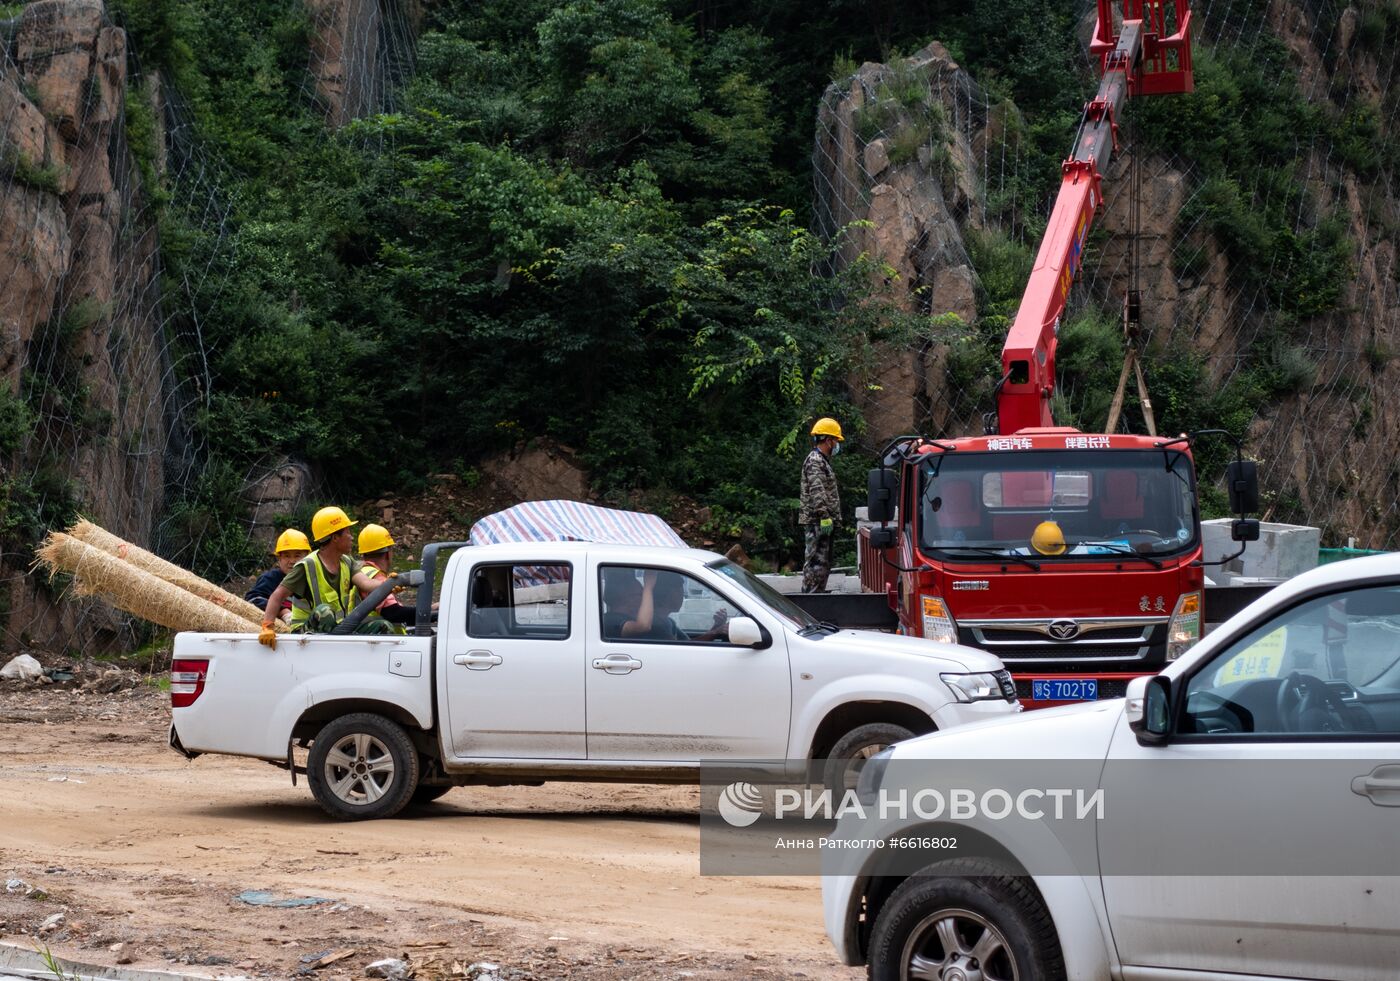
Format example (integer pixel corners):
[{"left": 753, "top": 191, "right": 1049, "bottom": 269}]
[{"left": 802, "top": 523, "right": 834, "bottom": 593}]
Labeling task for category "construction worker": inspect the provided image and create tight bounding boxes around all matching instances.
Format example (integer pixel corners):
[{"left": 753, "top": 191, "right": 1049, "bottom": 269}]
[
  {"left": 258, "top": 506, "right": 379, "bottom": 645},
  {"left": 357, "top": 523, "right": 414, "bottom": 634},
  {"left": 800, "top": 417, "right": 844, "bottom": 593},
  {"left": 245, "top": 529, "right": 311, "bottom": 623}
]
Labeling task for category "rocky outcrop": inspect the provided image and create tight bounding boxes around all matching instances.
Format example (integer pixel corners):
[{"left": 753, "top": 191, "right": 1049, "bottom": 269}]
[
  {"left": 0, "top": 0, "right": 166, "bottom": 652},
  {"left": 243, "top": 460, "right": 316, "bottom": 549},
  {"left": 307, "top": 0, "right": 420, "bottom": 127},
  {"left": 814, "top": 43, "right": 991, "bottom": 440},
  {"left": 480, "top": 440, "right": 591, "bottom": 504}
]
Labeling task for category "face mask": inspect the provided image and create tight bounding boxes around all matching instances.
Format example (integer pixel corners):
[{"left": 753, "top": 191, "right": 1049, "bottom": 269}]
[{"left": 831, "top": 442, "right": 841, "bottom": 456}]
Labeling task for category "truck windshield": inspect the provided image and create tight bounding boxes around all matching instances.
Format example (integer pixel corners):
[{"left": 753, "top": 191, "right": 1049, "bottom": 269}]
[
  {"left": 918, "top": 449, "right": 1197, "bottom": 560},
  {"left": 707, "top": 558, "right": 818, "bottom": 628}
]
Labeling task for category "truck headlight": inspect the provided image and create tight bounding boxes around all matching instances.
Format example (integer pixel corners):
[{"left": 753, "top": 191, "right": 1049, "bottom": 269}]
[
  {"left": 941, "top": 670, "right": 1014, "bottom": 703},
  {"left": 921, "top": 595, "right": 957, "bottom": 644},
  {"left": 1167, "top": 590, "right": 1202, "bottom": 660}
]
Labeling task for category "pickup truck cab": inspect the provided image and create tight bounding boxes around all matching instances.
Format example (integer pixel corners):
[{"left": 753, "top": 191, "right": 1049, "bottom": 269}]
[
  {"left": 170, "top": 541, "right": 1019, "bottom": 820},
  {"left": 825, "top": 551, "right": 1400, "bottom": 981}
]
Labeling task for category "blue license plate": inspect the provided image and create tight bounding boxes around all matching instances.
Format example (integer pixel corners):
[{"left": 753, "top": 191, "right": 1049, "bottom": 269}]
[{"left": 1032, "top": 679, "right": 1099, "bottom": 701}]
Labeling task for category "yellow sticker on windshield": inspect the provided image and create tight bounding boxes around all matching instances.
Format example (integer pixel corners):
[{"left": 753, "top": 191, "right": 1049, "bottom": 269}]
[{"left": 1213, "top": 628, "right": 1287, "bottom": 685}]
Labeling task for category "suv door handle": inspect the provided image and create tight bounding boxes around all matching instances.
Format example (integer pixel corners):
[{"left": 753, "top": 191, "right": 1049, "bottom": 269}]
[
  {"left": 592, "top": 654, "right": 643, "bottom": 674},
  {"left": 1352, "top": 764, "right": 1400, "bottom": 806},
  {"left": 454, "top": 651, "right": 502, "bottom": 671}
]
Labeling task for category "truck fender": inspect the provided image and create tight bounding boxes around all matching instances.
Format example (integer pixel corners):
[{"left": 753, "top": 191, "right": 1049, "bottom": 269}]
[
  {"left": 297, "top": 675, "right": 434, "bottom": 733},
  {"left": 792, "top": 674, "right": 945, "bottom": 760}
]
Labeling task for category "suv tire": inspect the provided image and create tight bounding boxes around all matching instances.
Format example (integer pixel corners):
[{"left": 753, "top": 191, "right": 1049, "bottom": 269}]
[{"left": 821, "top": 722, "right": 914, "bottom": 797}]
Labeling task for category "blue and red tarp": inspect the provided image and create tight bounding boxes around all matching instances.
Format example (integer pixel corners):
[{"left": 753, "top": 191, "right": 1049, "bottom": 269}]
[{"left": 469, "top": 500, "right": 687, "bottom": 549}]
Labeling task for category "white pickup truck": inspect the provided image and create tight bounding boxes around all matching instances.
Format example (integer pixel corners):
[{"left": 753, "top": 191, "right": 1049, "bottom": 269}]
[{"left": 169, "top": 541, "right": 1019, "bottom": 819}]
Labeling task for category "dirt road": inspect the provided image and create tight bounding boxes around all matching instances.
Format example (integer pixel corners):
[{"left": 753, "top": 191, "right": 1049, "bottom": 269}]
[{"left": 0, "top": 681, "right": 860, "bottom": 980}]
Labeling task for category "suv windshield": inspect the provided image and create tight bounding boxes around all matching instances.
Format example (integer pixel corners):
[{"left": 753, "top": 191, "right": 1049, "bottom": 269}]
[
  {"left": 918, "top": 449, "right": 1197, "bottom": 560},
  {"left": 708, "top": 558, "right": 817, "bottom": 628}
]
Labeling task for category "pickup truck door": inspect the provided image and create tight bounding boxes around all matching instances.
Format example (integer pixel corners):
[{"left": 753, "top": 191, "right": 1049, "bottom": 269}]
[
  {"left": 1099, "top": 582, "right": 1400, "bottom": 980},
  {"left": 440, "top": 559, "right": 585, "bottom": 759},
  {"left": 585, "top": 561, "right": 791, "bottom": 762}
]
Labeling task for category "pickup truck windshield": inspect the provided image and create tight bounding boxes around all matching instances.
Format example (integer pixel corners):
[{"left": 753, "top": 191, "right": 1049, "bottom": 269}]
[
  {"left": 708, "top": 558, "right": 818, "bottom": 628},
  {"left": 918, "top": 449, "right": 1197, "bottom": 560}
]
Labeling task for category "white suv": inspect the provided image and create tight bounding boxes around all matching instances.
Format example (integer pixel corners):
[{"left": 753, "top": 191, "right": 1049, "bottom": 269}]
[{"left": 825, "top": 553, "right": 1400, "bottom": 980}]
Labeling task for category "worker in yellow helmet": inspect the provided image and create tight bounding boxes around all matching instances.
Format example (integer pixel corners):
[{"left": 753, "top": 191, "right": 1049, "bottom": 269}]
[
  {"left": 244, "top": 529, "right": 311, "bottom": 623},
  {"left": 1031, "top": 520, "right": 1067, "bottom": 556},
  {"left": 800, "top": 417, "right": 844, "bottom": 593},
  {"left": 356, "top": 524, "right": 413, "bottom": 634},
  {"left": 259, "top": 507, "right": 380, "bottom": 646}
]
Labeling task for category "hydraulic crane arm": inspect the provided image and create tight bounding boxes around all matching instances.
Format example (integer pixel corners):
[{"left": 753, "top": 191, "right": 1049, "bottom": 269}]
[{"left": 995, "top": 0, "right": 1193, "bottom": 436}]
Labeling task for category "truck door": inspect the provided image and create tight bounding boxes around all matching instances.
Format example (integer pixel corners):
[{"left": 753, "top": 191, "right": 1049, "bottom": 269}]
[
  {"left": 440, "top": 559, "right": 585, "bottom": 759},
  {"left": 585, "top": 561, "right": 791, "bottom": 762}
]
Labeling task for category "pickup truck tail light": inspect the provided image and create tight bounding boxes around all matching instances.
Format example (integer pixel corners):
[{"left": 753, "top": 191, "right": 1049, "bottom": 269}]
[
  {"left": 920, "top": 595, "right": 957, "bottom": 644},
  {"left": 1166, "top": 591, "right": 1202, "bottom": 660},
  {"left": 170, "top": 658, "right": 208, "bottom": 708}
]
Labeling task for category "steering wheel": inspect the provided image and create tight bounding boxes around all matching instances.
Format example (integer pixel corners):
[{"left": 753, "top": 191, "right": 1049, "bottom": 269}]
[{"left": 1275, "top": 671, "right": 1355, "bottom": 733}]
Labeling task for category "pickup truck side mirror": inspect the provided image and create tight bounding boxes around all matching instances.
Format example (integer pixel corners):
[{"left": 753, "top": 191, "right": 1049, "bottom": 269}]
[
  {"left": 727, "top": 616, "right": 764, "bottom": 647},
  {"left": 867, "top": 469, "right": 898, "bottom": 523},
  {"left": 1126, "top": 675, "right": 1173, "bottom": 746}
]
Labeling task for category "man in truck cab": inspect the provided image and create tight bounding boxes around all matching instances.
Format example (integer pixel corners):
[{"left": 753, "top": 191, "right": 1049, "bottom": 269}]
[
  {"left": 258, "top": 506, "right": 381, "bottom": 646},
  {"left": 800, "top": 417, "right": 844, "bottom": 593}
]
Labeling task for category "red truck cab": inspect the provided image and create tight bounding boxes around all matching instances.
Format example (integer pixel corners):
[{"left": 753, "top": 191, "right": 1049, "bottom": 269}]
[{"left": 861, "top": 428, "right": 1208, "bottom": 708}]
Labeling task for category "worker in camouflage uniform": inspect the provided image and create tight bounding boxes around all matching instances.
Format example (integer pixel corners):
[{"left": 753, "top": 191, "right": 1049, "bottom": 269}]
[{"left": 799, "top": 418, "right": 843, "bottom": 592}]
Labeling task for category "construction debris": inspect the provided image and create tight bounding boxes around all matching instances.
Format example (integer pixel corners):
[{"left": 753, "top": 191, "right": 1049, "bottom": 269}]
[
  {"left": 35, "top": 533, "right": 263, "bottom": 635},
  {"left": 68, "top": 519, "right": 269, "bottom": 625},
  {"left": 0, "top": 654, "right": 43, "bottom": 681}
]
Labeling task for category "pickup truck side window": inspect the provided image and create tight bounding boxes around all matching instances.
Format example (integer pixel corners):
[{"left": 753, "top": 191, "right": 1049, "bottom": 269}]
[
  {"left": 467, "top": 563, "right": 572, "bottom": 640},
  {"left": 1179, "top": 584, "right": 1400, "bottom": 739},
  {"left": 599, "top": 566, "right": 745, "bottom": 644}
]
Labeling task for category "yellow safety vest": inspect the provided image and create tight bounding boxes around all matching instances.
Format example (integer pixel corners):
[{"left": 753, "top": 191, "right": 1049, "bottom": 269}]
[
  {"left": 361, "top": 564, "right": 407, "bottom": 635},
  {"left": 288, "top": 551, "right": 356, "bottom": 632}
]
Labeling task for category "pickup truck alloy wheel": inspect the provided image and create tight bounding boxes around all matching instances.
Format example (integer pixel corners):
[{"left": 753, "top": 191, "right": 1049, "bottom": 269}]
[
  {"left": 868, "top": 861, "right": 1065, "bottom": 981},
  {"left": 307, "top": 713, "right": 420, "bottom": 820},
  {"left": 821, "top": 722, "right": 915, "bottom": 797}
]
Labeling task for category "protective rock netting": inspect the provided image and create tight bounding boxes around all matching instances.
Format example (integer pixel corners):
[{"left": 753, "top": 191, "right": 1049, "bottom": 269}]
[
  {"left": 815, "top": 0, "right": 1399, "bottom": 547},
  {"left": 0, "top": 0, "right": 412, "bottom": 652}
]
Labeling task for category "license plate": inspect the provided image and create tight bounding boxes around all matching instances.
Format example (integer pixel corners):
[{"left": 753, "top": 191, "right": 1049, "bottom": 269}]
[{"left": 1032, "top": 679, "right": 1099, "bottom": 701}]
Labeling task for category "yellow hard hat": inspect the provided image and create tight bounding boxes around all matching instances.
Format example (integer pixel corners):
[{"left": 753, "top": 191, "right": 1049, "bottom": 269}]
[
  {"left": 1031, "top": 520, "right": 1066, "bottom": 556},
  {"left": 358, "top": 523, "right": 396, "bottom": 555},
  {"left": 273, "top": 529, "right": 311, "bottom": 554},
  {"left": 311, "top": 506, "right": 357, "bottom": 544},
  {"left": 811, "top": 417, "right": 844, "bottom": 441}
]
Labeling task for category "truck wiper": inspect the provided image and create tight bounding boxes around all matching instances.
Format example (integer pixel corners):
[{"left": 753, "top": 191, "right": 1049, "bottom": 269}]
[
  {"left": 797, "top": 620, "right": 842, "bottom": 637},
  {"left": 940, "top": 546, "right": 1041, "bottom": 572},
  {"left": 1072, "top": 542, "right": 1164, "bottom": 569}
]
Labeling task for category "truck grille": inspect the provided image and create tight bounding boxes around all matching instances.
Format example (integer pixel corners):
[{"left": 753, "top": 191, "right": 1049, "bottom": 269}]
[{"left": 988, "top": 644, "right": 1147, "bottom": 662}]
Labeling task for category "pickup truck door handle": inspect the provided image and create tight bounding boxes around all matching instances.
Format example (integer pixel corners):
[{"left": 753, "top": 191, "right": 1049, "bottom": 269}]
[
  {"left": 1352, "top": 764, "right": 1400, "bottom": 806},
  {"left": 592, "top": 654, "right": 643, "bottom": 674},
  {"left": 454, "top": 651, "right": 503, "bottom": 671}
]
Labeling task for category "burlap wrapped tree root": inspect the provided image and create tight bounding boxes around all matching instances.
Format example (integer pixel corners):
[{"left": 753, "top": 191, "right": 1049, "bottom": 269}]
[
  {"left": 67, "top": 519, "right": 274, "bottom": 626},
  {"left": 36, "top": 533, "right": 262, "bottom": 635}
]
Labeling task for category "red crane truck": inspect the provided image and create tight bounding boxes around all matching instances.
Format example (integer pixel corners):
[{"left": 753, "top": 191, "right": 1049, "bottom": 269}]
[{"left": 860, "top": 0, "right": 1261, "bottom": 708}]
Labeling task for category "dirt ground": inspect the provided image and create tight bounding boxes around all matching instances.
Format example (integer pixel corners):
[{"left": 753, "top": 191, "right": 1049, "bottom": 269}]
[{"left": 0, "top": 677, "right": 862, "bottom": 981}]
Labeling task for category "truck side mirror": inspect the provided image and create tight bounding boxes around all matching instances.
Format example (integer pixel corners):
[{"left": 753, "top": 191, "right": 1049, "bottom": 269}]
[
  {"left": 726, "top": 616, "right": 764, "bottom": 647},
  {"left": 1231, "top": 518, "right": 1260, "bottom": 543},
  {"left": 867, "top": 469, "right": 898, "bottom": 523},
  {"left": 1126, "top": 675, "right": 1173, "bottom": 745},
  {"left": 1226, "top": 460, "right": 1258, "bottom": 514},
  {"left": 868, "top": 527, "right": 897, "bottom": 549}
]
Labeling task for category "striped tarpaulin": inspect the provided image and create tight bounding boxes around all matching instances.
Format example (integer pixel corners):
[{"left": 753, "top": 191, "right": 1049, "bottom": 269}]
[{"left": 469, "top": 500, "right": 687, "bottom": 548}]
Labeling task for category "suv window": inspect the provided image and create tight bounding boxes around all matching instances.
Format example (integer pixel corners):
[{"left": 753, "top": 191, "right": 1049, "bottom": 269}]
[
  {"left": 599, "top": 566, "right": 744, "bottom": 643},
  {"left": 467, "top": 563, "right": 571, "bottom": 640},
  {"left": 1180, "top": 584, "right": 1400, "bottom": 738}
]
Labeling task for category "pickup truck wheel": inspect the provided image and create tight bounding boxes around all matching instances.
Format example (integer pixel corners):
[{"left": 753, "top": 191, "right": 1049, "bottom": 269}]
[
  {"left": 822, "top": 723, "right": 914, "bottom": 797},
  {"left": 867, "top": 860, "right": 1065, "bottom": 981},
  {"left": 307, "top": 713, "right": 420, "bottom": 821}
]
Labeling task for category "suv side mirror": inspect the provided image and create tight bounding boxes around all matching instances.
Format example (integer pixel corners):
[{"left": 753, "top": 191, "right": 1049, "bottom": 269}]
[
  {"left": 867, "top": 469, "right": 898, "bottom": 523},
  {"left": 1226, "top": 460, "right": 1258, "bottom": 514},
  {"left": 727, "top": 616, "right": 764, "bottom": 647},
  {"left": 1126, "top": 675, "right": 1173, "bottom": 746},
  {"left": 1231, "top": 518, "right": 1260, "bottom": 542}
]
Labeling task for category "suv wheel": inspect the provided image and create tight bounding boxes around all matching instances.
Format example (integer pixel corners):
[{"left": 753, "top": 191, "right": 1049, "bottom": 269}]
[
  {"left": 307, "top": 713, "right": 420, "bottom": 821},
  {"left": 821, "top": 722, "right": 914, "bottom": 797},
  {"left": 868, "top": 860, "right": 1065, "bottom": 981}
]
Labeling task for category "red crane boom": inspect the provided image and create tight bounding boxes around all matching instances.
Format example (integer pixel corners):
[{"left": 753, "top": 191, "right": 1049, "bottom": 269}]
[{"left": 995, "top": 0, "right": 1193, "bottom": 436}]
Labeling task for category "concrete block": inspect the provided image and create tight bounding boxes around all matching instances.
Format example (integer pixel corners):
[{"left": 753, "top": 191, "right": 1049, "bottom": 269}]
[{"left": 1202, "top": 519, "right": 1319, "bottom": 585}]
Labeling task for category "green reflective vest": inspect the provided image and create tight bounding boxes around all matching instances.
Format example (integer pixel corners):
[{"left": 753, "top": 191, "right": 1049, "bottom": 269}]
[
  {"left": 361, "top": 563, "right": 407, "bottom": 635},
  {"left": 288, "top": 551, "right": 355, "bottom": 632}
]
